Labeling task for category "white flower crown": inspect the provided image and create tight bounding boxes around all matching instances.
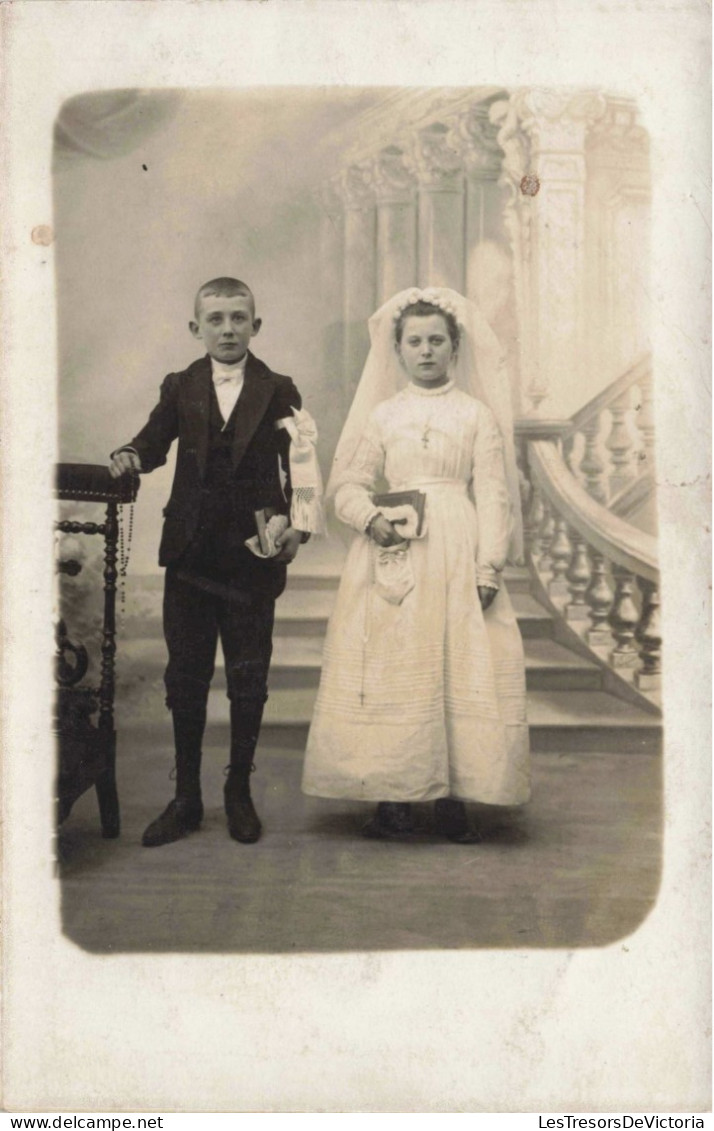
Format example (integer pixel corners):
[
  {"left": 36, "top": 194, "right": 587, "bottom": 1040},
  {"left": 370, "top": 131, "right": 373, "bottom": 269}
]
[{"left": 392, "top": 288, "right": 462, "bottom": 329}]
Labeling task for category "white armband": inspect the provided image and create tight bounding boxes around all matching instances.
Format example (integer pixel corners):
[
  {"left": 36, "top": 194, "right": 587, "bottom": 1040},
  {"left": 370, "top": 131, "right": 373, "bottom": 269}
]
[{"left": 276, "top": 407, "right": 325, "bottom": 535}]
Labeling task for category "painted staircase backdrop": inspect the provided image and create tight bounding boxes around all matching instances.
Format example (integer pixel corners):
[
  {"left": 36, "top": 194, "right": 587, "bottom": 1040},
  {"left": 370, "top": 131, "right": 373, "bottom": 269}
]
[{"left": 53, "top": 87, "right": 659, "bottom": 746}]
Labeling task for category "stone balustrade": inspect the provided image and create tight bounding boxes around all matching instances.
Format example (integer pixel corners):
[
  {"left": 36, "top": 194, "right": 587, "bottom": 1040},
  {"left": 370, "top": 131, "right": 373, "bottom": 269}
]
[
  {"left": 516, "top": 382, "right": 661, "bottom": 700},
  {"left": 561, "top": 354, "right": 655, "bottom": 510}
]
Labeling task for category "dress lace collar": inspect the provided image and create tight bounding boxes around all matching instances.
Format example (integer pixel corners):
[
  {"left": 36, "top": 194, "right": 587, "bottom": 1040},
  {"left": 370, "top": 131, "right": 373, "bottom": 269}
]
[{"left": 407, "top": 379, "right": 455, "bottom": 397}]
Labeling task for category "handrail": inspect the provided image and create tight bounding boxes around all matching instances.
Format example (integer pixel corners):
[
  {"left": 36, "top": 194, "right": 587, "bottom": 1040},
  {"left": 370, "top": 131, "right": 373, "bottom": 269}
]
[
  {"left": 609, "top": 472, "right": 656, "bottom": 520},
  {"left": 528, "top": 439, "right": 659, "bottom": 582},
  {"left": 567, "top": 353, "right": 652, "bottom": 436}
]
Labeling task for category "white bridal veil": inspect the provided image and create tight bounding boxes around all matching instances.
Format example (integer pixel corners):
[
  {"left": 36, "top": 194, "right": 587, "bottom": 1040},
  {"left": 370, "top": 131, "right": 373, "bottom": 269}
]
[{"left": 327, "top": 286, "right": 524, "bottom": 562}]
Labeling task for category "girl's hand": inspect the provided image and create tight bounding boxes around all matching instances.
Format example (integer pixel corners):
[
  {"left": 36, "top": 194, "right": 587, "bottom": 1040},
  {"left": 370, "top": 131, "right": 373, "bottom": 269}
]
[
  {"left": 478, "top": 585, "right": 497, "bottom": 611},
  {"left": 369, "top": 515, "right": 406, "bottom": 547}
]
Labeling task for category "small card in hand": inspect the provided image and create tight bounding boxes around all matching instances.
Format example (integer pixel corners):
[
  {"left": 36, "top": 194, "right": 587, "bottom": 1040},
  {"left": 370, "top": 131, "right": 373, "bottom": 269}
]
[{"left": 372, "top": 490, "right": 427, "bottom": 537}]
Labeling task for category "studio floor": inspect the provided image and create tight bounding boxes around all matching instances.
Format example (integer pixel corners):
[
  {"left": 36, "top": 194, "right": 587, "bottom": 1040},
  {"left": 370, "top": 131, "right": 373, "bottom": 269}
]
[{"left": 58, "top": 723, "right": 662, "bottom": 953}]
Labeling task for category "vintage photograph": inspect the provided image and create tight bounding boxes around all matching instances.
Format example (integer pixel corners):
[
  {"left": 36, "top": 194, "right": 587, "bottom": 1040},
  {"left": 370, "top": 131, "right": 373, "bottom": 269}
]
[{"left": 53, "top": 85, "right": 663, "bottom": 954}]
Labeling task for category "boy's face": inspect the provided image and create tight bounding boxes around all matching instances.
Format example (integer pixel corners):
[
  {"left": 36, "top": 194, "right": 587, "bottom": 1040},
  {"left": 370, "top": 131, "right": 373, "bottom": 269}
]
[{"left": 189, "top": 293, "right": 261, "bottom": 364}]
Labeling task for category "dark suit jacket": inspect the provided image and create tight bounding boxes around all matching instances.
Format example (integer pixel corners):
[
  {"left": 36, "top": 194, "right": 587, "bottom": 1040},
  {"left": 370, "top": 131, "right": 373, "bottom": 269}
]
[{"left": 127, "top": 352, "right": 301, "bottom": 580}]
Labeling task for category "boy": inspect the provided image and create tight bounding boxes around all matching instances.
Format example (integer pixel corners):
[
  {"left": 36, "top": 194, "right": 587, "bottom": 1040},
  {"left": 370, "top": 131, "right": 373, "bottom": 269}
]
[{"left": 110, "top": 278, "right": 321, "bottom": 847}]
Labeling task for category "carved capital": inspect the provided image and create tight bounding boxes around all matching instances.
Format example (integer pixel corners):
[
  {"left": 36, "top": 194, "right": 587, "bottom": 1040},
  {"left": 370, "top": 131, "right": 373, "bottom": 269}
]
[
  {"left": 452, "top": 103, "right": 503, "bottom": 178},
  {"left": 587, "top": 97, "right": 650, "bottom": 165},
  {"left": 489, "top": 96, "right": 532, "bottom": 193},
  {"left": 372, "top": 145, "right": 416, "bottom": 205},
  {"left": 517, "top": 88, "right": 608, "bottom": 132},
  {"left": 410, "top": 121, "right": 463, "bottom": 191},
  {"left": 338, "top": 163, "right": 375, "bottom": 211},
  {"left": 490, "top": 89, "right": 607, "bottom": 178}
]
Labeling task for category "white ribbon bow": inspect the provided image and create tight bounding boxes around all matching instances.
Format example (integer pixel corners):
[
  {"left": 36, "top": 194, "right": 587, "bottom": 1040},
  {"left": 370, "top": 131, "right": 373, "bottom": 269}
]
[{"left": 279, "top": 406, "right": 318, "bottom": 449}]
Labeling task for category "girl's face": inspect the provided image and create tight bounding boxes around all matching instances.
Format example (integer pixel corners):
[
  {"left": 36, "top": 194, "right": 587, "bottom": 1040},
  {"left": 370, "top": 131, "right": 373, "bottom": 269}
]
[{"left": 396, "top": 313, "right": 455, "bottom": 387}]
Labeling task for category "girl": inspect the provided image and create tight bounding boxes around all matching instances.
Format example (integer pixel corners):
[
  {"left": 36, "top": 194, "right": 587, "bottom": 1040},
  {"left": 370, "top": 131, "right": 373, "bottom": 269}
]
[{"left": 302, "top": 288, "right": 529, "bottom": 841}]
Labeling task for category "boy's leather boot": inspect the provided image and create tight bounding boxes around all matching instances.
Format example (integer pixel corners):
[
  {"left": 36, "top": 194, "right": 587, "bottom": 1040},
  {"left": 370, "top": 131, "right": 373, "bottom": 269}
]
[
  {"left": 142, "top": 711, "right": 205, "bottom": 847},
  {"left": 224, "top": 700, "right": 263, "bottom": 843}
]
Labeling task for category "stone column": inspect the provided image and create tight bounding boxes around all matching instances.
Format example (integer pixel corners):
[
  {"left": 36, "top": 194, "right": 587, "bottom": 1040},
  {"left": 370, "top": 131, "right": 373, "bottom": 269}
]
[
  {"left": 318, "top": 179, "right": 347, "bottom": 456},
  {"left": 319, "top": 179, "right": 345, "bottom": 334},
  {"left": 490, "top": 89, "right": 607, "bottom": 417},
  {"left": 339, "top": 163, "right": 377, "bottom": 404},
  {"left": 585, "top": 98, "right": 651, "bottom": 389},
  {"left": 455, "top": 102, "right": 521, "bottom": 412},
  {"left": 372, "top": 146, "right": 417, "bottom": 305},
  {"left": 455, "top": 102, "right": 507, "bottom": 252},
  {"left": 411, "top": 122, "right": 465, "bottom": 291}
]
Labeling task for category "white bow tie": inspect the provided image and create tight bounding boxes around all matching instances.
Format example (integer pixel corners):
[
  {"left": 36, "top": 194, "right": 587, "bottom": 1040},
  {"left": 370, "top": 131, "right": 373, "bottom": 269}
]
[{"left": 213, "top": 372, "right": 241, "bottom": 386}]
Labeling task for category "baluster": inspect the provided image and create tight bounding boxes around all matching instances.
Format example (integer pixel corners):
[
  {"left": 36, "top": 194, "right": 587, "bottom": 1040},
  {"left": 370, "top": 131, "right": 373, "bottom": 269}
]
[
  {"left": 537, "top": 499, "right": 556, "bottom": 574},
  {"left": 634, "top": 579, "right": 662, "bottom": 692},
  {"left": 565, "top": 528, "right": 592, "bottom": 625},
  {"left": 524, "top": 481, "right": 544, "bottom": 560},
  {"left": 515, "top": 440, "right": 532, "bottom": 525},
  {"left": 586, "top": 551, "right": 614, "bottom": 648},
  {"left": 634, "top": 372, "right": 656, "bottom": 475},
  {"left": 563, "top": 434, "right": 578, "bottom": 479},
  {"left": 548, "top": 516, "right": 573, "bottom": 603},
  {"left": 580, "top": 416, "right": 607, "bottom": 503},
  {"left": 608, "top": 566, "right": 640, "bottom": 672},
  {"left": 605, "top": 390, "right": 636, "bottom": 497}
]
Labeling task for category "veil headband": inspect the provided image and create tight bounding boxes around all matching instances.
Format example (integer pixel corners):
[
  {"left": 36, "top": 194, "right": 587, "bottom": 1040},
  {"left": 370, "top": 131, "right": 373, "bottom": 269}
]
[{"left": 328, "top": 287, "right": 523, "bottom": 562}]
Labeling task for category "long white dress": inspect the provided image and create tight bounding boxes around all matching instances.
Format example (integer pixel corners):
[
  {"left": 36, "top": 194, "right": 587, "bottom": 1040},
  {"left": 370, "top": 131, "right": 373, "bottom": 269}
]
[{"left": 301, "top": 380, "right": 530, "bottom": 806}]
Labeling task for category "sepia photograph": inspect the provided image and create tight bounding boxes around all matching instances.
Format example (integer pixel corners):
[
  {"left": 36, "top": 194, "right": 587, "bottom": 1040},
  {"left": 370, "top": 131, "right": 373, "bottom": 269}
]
[
  {"left": 54, "top": 85, "right": 662, "bottom": 954},
  {"left": 2, "top": 0, "right": 709, "bottom": 1115}
]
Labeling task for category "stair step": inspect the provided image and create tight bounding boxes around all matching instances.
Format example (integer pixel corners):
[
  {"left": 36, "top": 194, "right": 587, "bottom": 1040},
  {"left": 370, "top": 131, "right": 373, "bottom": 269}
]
[
  {"left": 119, "top": 628, "right": 590, "bottom": 692},
  {"left": 287, "top": 562, "right": 533, "bottom": 593},
  {"left": 117, "top": 565, "right": 659, "bottom": 750},
  {"left": 509, "top": 594, "right": 555, "bottom": 638},
  {"left": 121, "top": 583, "right": 554, "bottom": 641},
  {"left": 521, "top": 640, "right": 601, "bottom": 690},
  {"left": 203, "top": 685, "right": 660, "bottom": 752},
  {"left": 265, "top": 638, "right": 598, "bottom": 691},
  {"left": 274, "top": 587, "right": 553, "bottom": 635}
]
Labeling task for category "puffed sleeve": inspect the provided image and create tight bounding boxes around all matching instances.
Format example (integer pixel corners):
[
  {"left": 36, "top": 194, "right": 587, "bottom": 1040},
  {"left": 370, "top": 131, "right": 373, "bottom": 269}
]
[
  {"left": 333, "top": 411, "right": 386, "bottom": 534},
  {"left": 471, "top": 403, "right": 513, "bottom": 588}
]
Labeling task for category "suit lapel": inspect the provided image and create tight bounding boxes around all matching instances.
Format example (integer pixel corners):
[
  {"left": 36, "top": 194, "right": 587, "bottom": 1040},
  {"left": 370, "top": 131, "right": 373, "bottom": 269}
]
[
  {"left": 231, "top": 352, "right": 276, "bottom": 470},
  {"left": 183, "top": 356, "right": 212, "bottom": 480}
]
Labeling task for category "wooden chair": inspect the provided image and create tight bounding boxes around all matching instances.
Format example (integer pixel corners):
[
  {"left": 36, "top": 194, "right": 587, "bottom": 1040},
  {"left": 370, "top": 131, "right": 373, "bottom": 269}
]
[{"left": 55, "top": 463, "right": 139, "bottom": 837}]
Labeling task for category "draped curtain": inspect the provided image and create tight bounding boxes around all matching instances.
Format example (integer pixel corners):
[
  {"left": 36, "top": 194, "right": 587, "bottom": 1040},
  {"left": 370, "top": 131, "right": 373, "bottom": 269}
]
[{"left": 54, "top": 90, "right": 182, "bottom": 168}]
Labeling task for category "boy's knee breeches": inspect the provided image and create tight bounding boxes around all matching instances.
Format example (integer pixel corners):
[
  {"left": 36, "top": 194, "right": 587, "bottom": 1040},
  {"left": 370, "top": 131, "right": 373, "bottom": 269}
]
[{"left": 162, "top": 567, "right": 275, "bottom": 715}]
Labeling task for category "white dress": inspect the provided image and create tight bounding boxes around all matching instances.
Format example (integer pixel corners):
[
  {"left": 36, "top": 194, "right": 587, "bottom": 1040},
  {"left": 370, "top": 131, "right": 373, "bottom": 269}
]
[{"left": 301, "top": 380, "right": 530, "bottom": 806}]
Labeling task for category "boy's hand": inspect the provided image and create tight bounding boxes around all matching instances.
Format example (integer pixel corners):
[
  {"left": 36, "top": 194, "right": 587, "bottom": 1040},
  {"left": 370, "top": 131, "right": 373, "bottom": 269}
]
[
  {"left": 478, "top": 585, "right": 497, "bottom": 611},
  {"left": 109, "top": 450, "right": 142, "bottom": 479},
  {"left": 273, "top": 526, "right": 303, "bottom": 564}
]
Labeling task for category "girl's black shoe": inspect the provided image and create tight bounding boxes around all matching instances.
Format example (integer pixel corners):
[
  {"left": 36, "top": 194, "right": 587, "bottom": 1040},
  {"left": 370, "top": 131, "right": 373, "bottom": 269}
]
[
  {"left": 433, "top": 798, "right": 482, "bottom": 843},
  {"left": 361, "top": 801, "right": 414, "bottom": 839}
]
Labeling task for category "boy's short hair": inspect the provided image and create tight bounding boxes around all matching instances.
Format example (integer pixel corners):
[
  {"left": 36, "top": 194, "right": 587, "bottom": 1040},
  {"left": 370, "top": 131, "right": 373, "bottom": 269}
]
[{"left": 194, "top": 277, "right": 255, "bottom": 318}]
